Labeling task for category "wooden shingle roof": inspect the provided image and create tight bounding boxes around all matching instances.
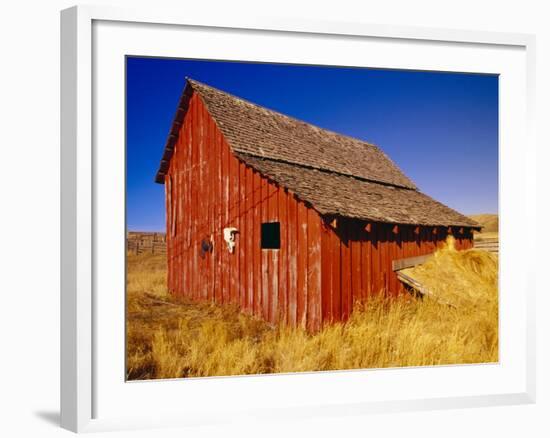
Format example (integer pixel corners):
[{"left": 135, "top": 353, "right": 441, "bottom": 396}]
[{"left": 156, "top": 79, "right": 480, "bottom": 228}]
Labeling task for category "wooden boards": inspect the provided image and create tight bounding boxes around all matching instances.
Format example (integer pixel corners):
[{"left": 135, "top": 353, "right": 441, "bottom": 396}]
[{"left": 392, "top": 254, "right": 433, "bottom": 272}]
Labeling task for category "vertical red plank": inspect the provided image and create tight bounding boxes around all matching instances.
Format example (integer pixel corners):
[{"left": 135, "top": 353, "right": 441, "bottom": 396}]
[
  {"left": 387, "top": 226, "right": 393, "bottom": 295},
  {"left": 197, "top": 101, "right": 206, "bottom": 300},
  {"left": 184, "top": 110, "right": 192, "bottom": 299},
  {"left": 321, "top": 223, "right": 333, "bottom": 324},
  {"left": 227, "top": 146, "right": 234, "bottom": 304},
  {"left": 351, "top": 223, "right": 362, "bottom": 306},
  {"left": 190, "top": 97, "right": 197, "bottom": 300},
  {"left": 203, "top": 104, "right": 212, "bottom": 301},
  {"left": 307, "top": 209, "right": 321, "bottom": 332},
  {"left": 429, "top": 225, "right": 436, "bottom": 253},
  {"left": 267, "top": 185, "right": 279, "bottom": 323},
  {"left": 220, "top": 132, "right": 229, "bottom": 304},
  {"left": 186, "top": 98, "right": 193, "bottom": 299},
  {"left": 395, "top": 227, "right": 405, "bottom": 295},
  {"left": 214, "top": 126, "right": 223, "bottom": 304},
  {"left": 235, "top": 155, "right": 241, "bottom": 305},
  {"left": 402, "top": 225, "right": 409, "bottom": 260},
  {"left": 172, "top": 168, "right": 178, "bottom": 296},
  {"left": 412, "top": 226, "right": 419, "bottom": 255},
  {"left": 173, "top": 171, "right": 178, "bottom": 295},
  {"left": 407, "top": 224, "right": 413, "bottom": 256},
  {"left": 340, "top": 221, "right": 351, "bottom": 321},
  {"left": 394, "top": 226, "right": 401, "bottom": 294},
  {"left": 174, "top": 141, "right": 181, "bottom": 294},
  {"left": 178, "top": 115, "right": 184, "bottom": 298},
  {"left": 196, "top": 97, "right": 203, "bottom": 299},
  {"left": 165, "top": 175, "right": 169, "bottom": 294},
  {"left": 166, "top": 174, "right": 172, "bottom": 292},
  {"left": 358, "top": 225, "right": 366, "bottom": 303},
  {"left": 253, "top": 171, "right": 262, "bottom": 318},
  {"left": 371, "top": 224, "right": 380, "bottom": 296},
  {"left": 194, "top": 97, "right": 201, "bottom": 300},
  {"left": 287, "top": 195, "right": 298, "bottom": 327},
  {"left": 202, "top": 111, "right": 209, "bottom": 300},
  {"left": 379, "top": 224, "right": 385, "bottom": 296},
  {"left": 179, "top": 134, "right": 185, "bottom": 297},
  {"left": 381, "top": 224, "right": 389, "bottom": 295},
  {"left": 176, "top": 130, "right": 183, "bottom": 299},
  {"left": 416, "top": 224, "right": 422, "bottom": 256},
  {"left": 390, "top": 227, "right": 397, "bottom": 293},
  {"left": 229, "top": 153, "right": 239, "bottom": 305},
  {"left": 364, "top": 226, "right": 372, "bottom": 300},
  {"left": 331, "top": 226, "right": 341, "bottom": 322},
  {"left": 239, "top": 162, "right": 247, "bottom": 311},
  {"left": 207, "top": 109, "right": 216, "bottom": 302},
  {"left": 278, "top": 188, "right": 288, "bottom": 324},
  {"left": 245, "top": 166, "right": 254, "bottom": 313},
  {"left": 400, "top": 225, "right": 407, "bottom": 259},
  {"left": 360, "top": 224, "right": 366, "bottom": 302},
  {"left": 260, "top": 177, "right": 270, "bottom": 321},
  {"left": 427, "top": 227, "right": 433, "bottom": 253},
  {"left": 172, "top": 168, "right": 177, "bottom": 296},
  {"left": 296, "top": 201, "right": 308, "bottom": 328},
  {"left": 387, "top": 225, "right": 394, "bottom": 296},
  {"left": 418, "top": 226, "right": 424, "bottom": 256}
]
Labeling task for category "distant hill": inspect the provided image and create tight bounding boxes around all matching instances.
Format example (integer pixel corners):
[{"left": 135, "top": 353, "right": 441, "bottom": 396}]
[{"left": 468, "top": 214, "right": 499, "bottom": 233}]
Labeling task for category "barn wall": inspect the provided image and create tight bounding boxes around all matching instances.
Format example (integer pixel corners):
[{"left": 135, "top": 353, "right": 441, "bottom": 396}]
[
  {"left": 165, "top": 93, "right": 323, "bottom": 331},
  {"left": 320, "top": 219, "right": 474, "bottom": 324}
]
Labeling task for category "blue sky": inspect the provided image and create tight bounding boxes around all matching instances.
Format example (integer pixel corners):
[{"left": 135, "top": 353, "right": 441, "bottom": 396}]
[{"left": 127, "top": 57, "right": 498, "bottom": 232}]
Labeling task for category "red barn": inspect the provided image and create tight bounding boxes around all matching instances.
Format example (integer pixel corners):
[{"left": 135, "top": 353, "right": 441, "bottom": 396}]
[{"left": 155, "top": 78, "right": 480, "bottom": 331}]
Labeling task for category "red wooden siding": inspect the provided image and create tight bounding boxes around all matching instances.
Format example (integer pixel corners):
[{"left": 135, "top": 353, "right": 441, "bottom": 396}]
[
  {"left": 164, "top": 93, "right": 475, "bottom": 331},
  {"left": 319, "top": 220, "right": 474, "bottom": 323},
  {"left": 165, "top": 94, "right": 323, "bottom": 331}
]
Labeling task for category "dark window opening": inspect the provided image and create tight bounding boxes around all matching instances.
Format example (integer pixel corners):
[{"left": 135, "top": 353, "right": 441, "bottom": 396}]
[{"left": 261, "top": 222, "right": 280, "bottom": 249}]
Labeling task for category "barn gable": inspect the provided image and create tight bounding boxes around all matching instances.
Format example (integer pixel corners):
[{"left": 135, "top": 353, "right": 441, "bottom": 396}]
[{"left": 156, "top": 78, "right": 480, "bottom": 230}]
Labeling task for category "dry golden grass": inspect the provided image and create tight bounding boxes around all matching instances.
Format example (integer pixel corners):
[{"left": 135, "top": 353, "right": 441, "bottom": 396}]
[
  {"left": 126, "top": 239, "right": 498, "bottom": 380},
  {"left": 401, "top": 236, "right": 498, "bottom": 308}
]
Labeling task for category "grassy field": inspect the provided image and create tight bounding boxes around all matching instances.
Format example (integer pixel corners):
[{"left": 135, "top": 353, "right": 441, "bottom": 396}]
[{"left": 126, "top": 239, "right": 498, "bottom": 380}]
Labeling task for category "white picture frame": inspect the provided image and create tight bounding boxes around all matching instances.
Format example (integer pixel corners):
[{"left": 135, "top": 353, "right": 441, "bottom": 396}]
[{"left": 60, "top": 4, "right": 536, "bottom": 433}]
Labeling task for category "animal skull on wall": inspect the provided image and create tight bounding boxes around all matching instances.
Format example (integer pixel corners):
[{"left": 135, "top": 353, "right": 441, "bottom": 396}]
[{"left": 223, "top": 227, "right": 238, "bottom": 253}]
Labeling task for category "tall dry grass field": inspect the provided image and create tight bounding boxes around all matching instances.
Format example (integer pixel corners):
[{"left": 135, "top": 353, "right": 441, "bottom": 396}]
[{"left": 126, "top": 238, "right": 498, "bottom": 380}]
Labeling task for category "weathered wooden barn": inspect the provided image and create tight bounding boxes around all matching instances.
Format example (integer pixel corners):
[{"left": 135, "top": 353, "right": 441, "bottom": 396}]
[{"left": 155, "top": 78, "right": 480, "bottom": 331}]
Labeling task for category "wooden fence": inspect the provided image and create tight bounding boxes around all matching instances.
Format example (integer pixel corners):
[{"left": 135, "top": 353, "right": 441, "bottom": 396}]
[
  {"left": 474, "top": 236, "right": 499, "bottom": 254},
  {"left": 127, "top": 231, "right": 166, "bottom": 255}
]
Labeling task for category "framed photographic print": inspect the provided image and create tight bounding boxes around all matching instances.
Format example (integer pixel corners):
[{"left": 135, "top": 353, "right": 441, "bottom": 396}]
[{"left": 61, "top": 4, "right": 536, "bottom": 433}]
